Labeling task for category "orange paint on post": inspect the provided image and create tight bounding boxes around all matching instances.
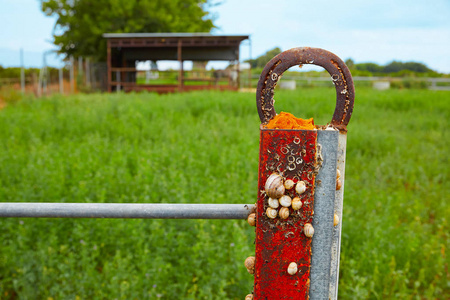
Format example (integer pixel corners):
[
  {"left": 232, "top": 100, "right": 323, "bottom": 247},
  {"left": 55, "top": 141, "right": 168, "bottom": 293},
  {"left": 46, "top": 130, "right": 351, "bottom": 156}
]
[{"left": 265, "top": 112, "right": 315, "bottom": 130}]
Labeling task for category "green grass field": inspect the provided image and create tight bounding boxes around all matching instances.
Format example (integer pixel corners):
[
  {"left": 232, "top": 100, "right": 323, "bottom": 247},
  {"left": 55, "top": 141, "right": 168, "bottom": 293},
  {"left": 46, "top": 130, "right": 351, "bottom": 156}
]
[{"left": 0, "top": 88, "right": 448, "bottom": 299}]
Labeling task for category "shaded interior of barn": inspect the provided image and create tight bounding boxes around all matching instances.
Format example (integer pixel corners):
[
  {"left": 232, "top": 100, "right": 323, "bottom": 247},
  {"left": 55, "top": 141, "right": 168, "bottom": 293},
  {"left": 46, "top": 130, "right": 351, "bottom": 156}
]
[{"left": 103, "top": 33, "right": 249, "bottom": 93}]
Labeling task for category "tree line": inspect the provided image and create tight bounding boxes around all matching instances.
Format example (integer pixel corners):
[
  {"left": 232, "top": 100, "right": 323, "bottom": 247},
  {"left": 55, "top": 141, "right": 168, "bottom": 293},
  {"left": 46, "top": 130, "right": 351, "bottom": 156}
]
[
  {"left": 245, "top": 47, "right": 443, "bottom": 77},
  {"left": 344, "top": 59, "right": 439, "bottom": 77}
]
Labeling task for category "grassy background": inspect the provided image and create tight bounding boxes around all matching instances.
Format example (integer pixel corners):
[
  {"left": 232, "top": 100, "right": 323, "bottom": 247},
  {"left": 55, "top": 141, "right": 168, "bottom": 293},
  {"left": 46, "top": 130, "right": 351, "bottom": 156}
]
[{"left": 0, "top": 88, "right": 448, "bottom": 299}]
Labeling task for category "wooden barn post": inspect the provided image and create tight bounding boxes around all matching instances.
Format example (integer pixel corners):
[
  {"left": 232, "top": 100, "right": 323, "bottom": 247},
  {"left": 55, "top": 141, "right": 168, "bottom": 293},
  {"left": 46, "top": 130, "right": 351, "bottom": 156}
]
[
  {"left": 178, "top": 39, "right": 183, "bottom": 92},
  {"left": 107, "top": 40, "right": 112, "bottom": 92}
]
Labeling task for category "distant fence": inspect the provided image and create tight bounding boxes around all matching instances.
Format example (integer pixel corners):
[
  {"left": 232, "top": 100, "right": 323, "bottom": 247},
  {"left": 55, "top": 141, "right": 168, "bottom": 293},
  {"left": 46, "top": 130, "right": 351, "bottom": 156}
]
[
  {"left": 2, "top": 67, "right": 449, "bottom": 98},
  {"left": 240, "top": 74, "right": 450, "bottom": 91},
  {"left": 0, "top": 58, "right": 107, "bottom": 98}
]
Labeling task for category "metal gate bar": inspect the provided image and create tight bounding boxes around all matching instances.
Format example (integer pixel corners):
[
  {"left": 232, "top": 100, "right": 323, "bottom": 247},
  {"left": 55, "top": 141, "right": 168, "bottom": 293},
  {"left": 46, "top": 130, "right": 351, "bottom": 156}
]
[{"left": 0, "top": 203, "right": 255, "bottom": 219}]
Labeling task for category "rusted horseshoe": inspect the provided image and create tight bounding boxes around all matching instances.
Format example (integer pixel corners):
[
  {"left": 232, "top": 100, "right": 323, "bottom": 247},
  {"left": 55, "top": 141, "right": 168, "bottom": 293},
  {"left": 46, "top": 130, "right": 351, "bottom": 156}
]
[{"left": 256, "top": 47, "right": 355, "bottom": 131}]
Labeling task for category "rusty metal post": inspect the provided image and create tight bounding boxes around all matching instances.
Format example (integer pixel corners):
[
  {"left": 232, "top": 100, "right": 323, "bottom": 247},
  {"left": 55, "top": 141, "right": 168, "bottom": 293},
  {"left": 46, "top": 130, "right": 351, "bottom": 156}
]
[
  {"left": 255, "top": 127, "right": 318, "bottom": 299},
  {"left": 251, "top": 47, "right": 354, "bottom": 299}
]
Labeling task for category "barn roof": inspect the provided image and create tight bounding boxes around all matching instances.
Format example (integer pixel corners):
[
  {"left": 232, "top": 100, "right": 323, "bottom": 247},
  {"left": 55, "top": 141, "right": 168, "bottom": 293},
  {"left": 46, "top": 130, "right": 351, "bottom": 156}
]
[{"left": 103, "top": 32, "right": 249, "bottom": 39}]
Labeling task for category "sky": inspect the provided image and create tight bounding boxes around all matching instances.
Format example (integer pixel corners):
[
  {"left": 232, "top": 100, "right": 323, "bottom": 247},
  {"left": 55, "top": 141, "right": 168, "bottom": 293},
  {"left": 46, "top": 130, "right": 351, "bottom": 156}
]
[{"left": 0, "top": 0, "right": 449, "bottom": 73}]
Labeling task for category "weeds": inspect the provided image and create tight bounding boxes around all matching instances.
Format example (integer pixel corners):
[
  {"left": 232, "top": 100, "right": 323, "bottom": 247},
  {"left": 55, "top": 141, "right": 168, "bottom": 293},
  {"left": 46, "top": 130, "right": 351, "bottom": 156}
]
[{"left": 0, "top": 89, "right": 448, "bottom": 299}]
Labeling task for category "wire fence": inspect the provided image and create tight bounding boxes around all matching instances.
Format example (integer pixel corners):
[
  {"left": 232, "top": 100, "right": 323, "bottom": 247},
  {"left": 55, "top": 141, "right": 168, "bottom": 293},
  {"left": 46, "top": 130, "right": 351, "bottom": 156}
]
[
  {"left": 0, "top": 57, "right": 107, "bottom": 99},
  {"left": 1, "top": 62, "right": 449, "bottom": 101},
  {"left": 239, "top": 74, "right": 450, "bottom": 91}
]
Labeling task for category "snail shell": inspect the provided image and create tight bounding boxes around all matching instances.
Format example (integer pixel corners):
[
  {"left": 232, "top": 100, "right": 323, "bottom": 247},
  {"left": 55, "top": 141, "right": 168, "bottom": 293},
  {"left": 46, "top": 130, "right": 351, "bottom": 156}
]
[
  {"left": 287, "top": 262, "right": 298, "bottom": 275},
  {"left": 279, "top": 195, "right": 292, "bottom": 207},
  {"left": 336, "top": 169, "right": 341, "bottom": 179},
  {"left": 304, "top": 223, "right": 314, "bottom": 238},
  {"left": 245, "top": 256, "right": 256, "bottom": 274},
  {"left": 265, "top": 173, "right": 285, "bottom": 198},
  {"left": 247, "top": 213, "right": 256, "bottom": 226},
  {"left": 333, "top": 213, "right": 339, "bottom": 226},
  {"left": 268, "top": 198, "right": 279, "bottom": 209},
  {"left": 336, "top": 179, "right": 342, "bottom": 190},
  {"left": 291, "top": 197, "right": 302, "bottom": 210},
  {"left": 284, "top": 179, "right": 295, "bottom": 190},
  {"left": 279, "top": 207, "right": 289, "bottom": 219},
  {"left": 266, "top": 207, "right": 277, "bottom": 219},
  {"left": 245, "top": 295, "right": 254, "bottom": 300},
  {"left": 295, "top": 181, "right": 307, "bottom": 195}
]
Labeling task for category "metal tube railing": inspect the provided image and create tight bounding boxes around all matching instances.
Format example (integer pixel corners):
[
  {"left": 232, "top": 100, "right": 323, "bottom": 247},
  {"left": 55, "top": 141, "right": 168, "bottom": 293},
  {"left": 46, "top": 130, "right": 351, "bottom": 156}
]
[{"left": 0, "top": 203, "right": 254, "bottom": 219}]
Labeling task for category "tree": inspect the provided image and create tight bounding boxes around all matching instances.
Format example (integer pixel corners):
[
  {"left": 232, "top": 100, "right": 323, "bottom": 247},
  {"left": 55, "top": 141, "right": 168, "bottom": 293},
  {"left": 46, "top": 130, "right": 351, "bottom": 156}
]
[
  {"left": 40, "top": 0, "right": 217, "bottom": 61},
  {"left": 344, "top": 58, "right": 355, "bottom": 70},
  {"left": 355, "top": 62, "right": 384, "bottom": 73},
  {"left": 383, "top": 61, "right": 432, "bottom": 73},
  {"left": 350, "top": 60, "right": 436, "bottom": 75},
  {"left": 246, "top": 47, "right": 282, "bottom": 69}
]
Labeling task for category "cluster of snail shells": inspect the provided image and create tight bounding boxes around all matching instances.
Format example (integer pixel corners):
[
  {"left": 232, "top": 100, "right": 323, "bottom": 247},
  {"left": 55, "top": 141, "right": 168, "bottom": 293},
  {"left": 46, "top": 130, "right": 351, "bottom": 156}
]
[{"left": 265, "top": 173, "right": 306, "bottom": 220}]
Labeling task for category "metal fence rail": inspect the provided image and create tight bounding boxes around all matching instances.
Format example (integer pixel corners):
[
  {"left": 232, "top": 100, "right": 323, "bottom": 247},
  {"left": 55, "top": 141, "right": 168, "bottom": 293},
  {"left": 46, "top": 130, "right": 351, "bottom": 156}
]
[{"left": 0, "top": 203, "right": 255, "bottom": 219}]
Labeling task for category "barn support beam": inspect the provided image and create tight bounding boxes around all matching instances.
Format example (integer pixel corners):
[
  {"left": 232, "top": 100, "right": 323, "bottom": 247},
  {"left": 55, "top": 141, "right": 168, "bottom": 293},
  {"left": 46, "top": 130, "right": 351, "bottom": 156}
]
[
  {"left": 107, "top": 40, "right": 112, "bottom": 92},
  {"left": 178, "top": 40, "right": 183, "bottom": 92}
]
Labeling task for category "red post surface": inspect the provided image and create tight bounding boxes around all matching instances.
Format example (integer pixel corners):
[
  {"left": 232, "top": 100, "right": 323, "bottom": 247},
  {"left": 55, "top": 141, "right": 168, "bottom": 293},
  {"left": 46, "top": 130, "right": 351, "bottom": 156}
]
[{"left": 254, "top": 128, "right": 317, "bottom": 299}]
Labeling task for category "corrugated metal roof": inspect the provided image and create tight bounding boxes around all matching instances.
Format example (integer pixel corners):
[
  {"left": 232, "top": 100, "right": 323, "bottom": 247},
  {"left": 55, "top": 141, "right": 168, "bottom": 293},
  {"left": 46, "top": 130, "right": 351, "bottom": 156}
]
[{"left": 103, "top": 32, "right": 249, "bottom": 39}]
